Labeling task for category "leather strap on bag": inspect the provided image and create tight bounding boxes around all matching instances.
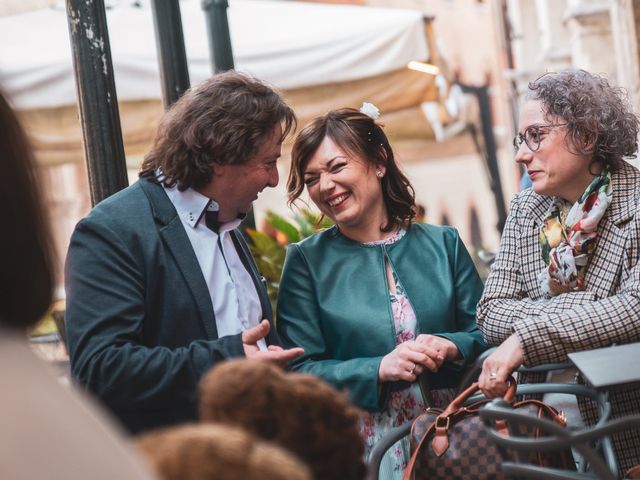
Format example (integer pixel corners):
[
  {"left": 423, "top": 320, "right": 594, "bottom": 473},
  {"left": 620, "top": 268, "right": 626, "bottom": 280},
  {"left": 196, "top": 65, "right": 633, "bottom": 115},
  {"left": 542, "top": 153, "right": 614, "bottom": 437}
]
[
  {"left": 432, "top": 380, "right": 517, "bottom": 456},
  {"left": 627, "top": 465, "right": 640, "bottom": 478}
]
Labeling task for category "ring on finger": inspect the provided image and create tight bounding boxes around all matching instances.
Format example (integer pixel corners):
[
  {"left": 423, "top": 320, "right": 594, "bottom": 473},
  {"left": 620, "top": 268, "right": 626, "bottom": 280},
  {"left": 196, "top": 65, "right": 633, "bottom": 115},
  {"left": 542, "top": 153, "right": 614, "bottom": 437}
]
[
  {"left": 409, "top": 364, "right": 416, "bottom": 375},
  {"left": 489, "top": 371, "right": 498, "bottom": 381}
]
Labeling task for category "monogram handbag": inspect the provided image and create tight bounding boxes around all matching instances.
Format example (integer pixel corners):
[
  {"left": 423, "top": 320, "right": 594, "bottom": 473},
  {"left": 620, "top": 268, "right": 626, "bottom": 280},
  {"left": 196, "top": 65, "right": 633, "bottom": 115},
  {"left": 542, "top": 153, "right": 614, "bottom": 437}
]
[{"left": 402, "top": 379, "right": 575, "bottom": 480}]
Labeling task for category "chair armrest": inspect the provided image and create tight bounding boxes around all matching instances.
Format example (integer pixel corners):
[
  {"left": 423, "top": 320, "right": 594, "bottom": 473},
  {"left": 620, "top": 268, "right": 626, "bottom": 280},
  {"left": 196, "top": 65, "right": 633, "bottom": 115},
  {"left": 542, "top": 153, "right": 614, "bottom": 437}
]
[
  {"left": 366, "top": 422, "right": 412, "bottom": 480},
  {"left": 479, "top": 399, "right": 638, "bottom": 480}
]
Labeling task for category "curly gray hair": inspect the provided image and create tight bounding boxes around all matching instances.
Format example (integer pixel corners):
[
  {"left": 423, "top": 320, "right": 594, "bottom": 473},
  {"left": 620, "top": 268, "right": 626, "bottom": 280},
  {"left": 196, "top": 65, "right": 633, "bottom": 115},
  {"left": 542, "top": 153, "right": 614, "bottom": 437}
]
[{"left": 527, "top": 69, "right": 639, "bottom": 172}]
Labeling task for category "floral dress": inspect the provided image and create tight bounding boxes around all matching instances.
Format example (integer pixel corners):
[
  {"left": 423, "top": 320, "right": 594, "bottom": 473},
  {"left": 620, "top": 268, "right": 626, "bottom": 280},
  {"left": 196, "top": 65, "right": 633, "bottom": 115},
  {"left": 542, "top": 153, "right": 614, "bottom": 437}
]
[{"left": 361, "top": 230, "right": 455, "bottom": 480}]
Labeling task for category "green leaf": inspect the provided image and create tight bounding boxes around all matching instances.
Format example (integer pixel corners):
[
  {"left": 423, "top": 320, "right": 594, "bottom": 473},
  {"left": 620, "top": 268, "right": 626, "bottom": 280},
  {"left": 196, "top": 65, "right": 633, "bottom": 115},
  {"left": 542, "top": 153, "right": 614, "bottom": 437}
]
[
  {"left": 301, "top": 209, "right": 318, "bottom": 225},
  {"left": 247, "top": 229, "right": 279, "bottom": 254},
  {"left": 300, "top": 209, "right": 333, "bottom": 232},
  {"left": 266, "top": 211, "right": 300, "bottom": 243},
  {"left": 247, "top": 228, "right": 286, "bottom": 282},
  {"left": 317, "top": 215, "right": 334, "bottom": 230},
  {"left": 246, "top": 209, "right": 333, "bottom": 309},
  {"left": 293, "top": 212, "right": 315, "bottom": 238}
]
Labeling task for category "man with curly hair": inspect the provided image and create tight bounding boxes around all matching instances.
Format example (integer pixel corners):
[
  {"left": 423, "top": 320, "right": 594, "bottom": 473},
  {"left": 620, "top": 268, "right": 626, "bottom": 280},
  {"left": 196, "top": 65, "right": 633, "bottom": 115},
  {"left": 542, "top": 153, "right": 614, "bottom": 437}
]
[{"left": 65, "top": 71, "right": 303, "bottom": 434}]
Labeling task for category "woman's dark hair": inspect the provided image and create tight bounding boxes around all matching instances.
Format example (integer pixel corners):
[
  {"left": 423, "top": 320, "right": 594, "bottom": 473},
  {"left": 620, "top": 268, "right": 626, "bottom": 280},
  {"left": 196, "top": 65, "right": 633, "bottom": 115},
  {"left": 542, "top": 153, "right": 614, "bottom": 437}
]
[
  {"left": 288, "top": 108, "right": 415, "bottom": 232},
  {"left": 527, "top": 69, "right": 639, "bottom": 171},
  {"left": 0, "top": 89, "right": 54, "bottom": 328},
  {"left": 140, "top": 71, "right": 296, "bottom": 190}
]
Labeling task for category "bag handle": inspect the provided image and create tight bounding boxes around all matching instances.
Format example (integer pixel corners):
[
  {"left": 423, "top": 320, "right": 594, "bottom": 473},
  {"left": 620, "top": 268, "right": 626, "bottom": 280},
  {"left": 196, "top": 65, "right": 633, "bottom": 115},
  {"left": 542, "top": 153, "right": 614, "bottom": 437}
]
[
  {"left": 440, "top": 378, "right": 516, "bottom": 416},
  {"left": 402, "top": 419, "right": 435, "bottom": 480}
]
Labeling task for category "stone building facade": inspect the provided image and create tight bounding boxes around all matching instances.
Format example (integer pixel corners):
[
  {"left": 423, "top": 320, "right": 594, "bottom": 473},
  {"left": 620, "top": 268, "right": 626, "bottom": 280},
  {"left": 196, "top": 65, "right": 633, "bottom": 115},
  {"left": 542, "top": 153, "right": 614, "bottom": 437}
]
[
  {"left": 506, "top": 0, "right": 640, "bottom": 125},
  {"left": 505, "top": 0, "right": 640, "bottom": 171}
]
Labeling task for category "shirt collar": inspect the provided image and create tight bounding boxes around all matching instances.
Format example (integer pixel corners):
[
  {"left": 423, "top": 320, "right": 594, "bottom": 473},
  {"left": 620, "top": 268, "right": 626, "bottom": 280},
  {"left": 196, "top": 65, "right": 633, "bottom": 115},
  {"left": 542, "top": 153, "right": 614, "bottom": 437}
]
[{"left": 163, "top": 184, "right": 242, "bottom": 232}]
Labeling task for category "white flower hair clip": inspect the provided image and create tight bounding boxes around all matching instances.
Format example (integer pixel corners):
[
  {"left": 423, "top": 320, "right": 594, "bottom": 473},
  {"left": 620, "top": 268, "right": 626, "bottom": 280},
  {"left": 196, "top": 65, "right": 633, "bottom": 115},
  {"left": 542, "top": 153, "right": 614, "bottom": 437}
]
[{"left": 359, "top": 102, "right": 380, "bottom": 120}]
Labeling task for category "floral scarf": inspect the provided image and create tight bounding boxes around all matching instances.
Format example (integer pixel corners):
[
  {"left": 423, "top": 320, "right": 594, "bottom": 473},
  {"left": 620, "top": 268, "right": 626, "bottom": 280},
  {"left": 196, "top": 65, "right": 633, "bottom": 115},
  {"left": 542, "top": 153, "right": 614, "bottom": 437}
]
[{"left": 539, "top": 171, "right": 612, "bottom": 296}]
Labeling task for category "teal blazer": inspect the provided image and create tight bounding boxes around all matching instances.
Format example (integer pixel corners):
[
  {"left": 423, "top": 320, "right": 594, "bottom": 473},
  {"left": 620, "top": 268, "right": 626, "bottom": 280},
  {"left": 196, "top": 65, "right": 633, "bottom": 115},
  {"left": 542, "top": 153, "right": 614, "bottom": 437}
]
[{"left": 276, "top": 223, "right": 487, "bottom": 412}]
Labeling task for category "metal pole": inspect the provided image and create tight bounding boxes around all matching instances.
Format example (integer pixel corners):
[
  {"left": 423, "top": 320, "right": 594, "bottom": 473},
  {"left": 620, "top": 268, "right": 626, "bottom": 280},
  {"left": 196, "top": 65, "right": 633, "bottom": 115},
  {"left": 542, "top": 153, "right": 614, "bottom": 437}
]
[
  {"left": 150, "top": 0, "right": 190, "bottom": 108},
  {"left": 66, "top": 0, "right": 128, "bottom": 206},
  {"left": 498, "top": 0, "right": 526, "bottom": 183},
  {"left": 202, "top": 0, "right": 256, "bottom": 234},
  {"left": 458, "top": 83, "right": 508, "bottom": 233},
  {"left": 201, "top": 0, "right": 235, "bottom": 73}
]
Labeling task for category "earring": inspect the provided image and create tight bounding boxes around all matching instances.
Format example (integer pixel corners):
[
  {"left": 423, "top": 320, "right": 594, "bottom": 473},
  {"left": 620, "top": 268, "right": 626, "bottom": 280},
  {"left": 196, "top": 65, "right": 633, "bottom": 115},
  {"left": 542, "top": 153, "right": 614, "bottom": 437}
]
[{"left": 376, "top": 171, "right": 384, "bottom": 178}]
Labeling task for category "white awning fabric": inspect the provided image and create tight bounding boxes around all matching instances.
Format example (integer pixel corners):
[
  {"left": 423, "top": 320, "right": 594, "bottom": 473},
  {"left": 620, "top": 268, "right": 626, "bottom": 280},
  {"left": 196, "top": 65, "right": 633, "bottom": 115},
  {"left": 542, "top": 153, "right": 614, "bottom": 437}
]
[{"left": 0, "top": 0, "right": 429, "bottom": 110}]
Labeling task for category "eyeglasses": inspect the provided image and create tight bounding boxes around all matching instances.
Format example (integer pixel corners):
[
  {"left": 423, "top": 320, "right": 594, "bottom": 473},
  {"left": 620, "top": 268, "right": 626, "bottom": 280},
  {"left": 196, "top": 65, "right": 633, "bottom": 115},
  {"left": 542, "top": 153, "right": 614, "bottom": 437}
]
[{"left": 512, "top": 124, "right": 566, "bottom": 152}]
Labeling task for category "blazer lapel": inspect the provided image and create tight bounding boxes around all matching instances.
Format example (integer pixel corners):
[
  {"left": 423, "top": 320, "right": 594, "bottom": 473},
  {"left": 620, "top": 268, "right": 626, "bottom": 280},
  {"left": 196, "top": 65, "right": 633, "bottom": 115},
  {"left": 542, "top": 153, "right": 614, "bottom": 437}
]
[
  {"left": 230, "top": 230, "right": 273, "bottom": 322},
  {"left": 140, "top": 179, "right": 218, "bottom": 340},
  {"left": 525, "top": 191, "right": 554, "bottom": 229},
  {"left": 230, "top": 230, "right": 281, "bottom": 346},
  {"left": 587, "top": 218, "right": 626, "bottom": 298},
  {"left": 606, "top": 162, "right": 639, "bottom": 227},
  {"left": 520, "top": 192, "right": 553, "bottom": 296},
  {"left": 587, "top": 163, "right": 640, "bottom": 297}
]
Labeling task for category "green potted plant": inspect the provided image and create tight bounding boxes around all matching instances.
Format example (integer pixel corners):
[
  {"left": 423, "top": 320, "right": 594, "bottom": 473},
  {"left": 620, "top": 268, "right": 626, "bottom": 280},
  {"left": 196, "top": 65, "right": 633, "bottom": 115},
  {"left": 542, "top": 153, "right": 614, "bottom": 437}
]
[{"left": 247, "top": 210, "right": 332, "bottom": 313}]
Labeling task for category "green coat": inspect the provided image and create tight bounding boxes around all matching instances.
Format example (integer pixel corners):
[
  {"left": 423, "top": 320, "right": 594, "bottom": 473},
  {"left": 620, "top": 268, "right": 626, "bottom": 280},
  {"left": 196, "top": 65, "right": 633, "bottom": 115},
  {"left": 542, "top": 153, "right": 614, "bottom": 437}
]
[{"left": 276, "top": 223, "right": 487, "bottom": 412}]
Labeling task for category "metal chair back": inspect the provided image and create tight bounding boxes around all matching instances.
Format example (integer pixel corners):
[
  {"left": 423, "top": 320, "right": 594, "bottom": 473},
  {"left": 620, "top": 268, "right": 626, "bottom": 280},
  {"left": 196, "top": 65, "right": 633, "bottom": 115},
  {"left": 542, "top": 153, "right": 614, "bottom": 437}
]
[{"left": 479, "top": 398, "right": 639, "bottom": 479}]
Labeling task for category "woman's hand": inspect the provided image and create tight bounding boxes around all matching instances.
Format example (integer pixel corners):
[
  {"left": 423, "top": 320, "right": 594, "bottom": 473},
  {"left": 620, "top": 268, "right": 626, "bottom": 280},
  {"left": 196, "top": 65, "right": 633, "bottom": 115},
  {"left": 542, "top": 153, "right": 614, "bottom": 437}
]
[
  {"left": 478, "top": 333, "right": 524, "bottom": 398},
  {"left": 415, "top": 334, "right": 460, "bottom": 364},
  {"left": 379, "top": 341, "right": 442, "bottom": 382}
]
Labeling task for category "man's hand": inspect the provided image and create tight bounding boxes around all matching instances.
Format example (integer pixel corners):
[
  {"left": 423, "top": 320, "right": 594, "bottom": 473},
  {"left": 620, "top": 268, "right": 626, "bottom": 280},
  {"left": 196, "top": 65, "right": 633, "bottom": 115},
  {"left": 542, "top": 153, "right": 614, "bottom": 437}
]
[
  {"left": 478, "top": 333, "right": 524, "bottom": 398},
  {"left": 242, "top": 320, "right": 304, "bottom": 367}
]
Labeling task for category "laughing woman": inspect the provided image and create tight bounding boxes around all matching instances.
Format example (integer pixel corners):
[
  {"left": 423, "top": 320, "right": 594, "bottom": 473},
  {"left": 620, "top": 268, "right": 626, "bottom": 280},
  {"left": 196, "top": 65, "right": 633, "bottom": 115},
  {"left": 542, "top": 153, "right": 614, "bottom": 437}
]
[
  {"left": 477, "top": 70, "right": 640, "bottom": 475},
  {"left": 276, "top": 105, "right": 487, "bottom": 478}
]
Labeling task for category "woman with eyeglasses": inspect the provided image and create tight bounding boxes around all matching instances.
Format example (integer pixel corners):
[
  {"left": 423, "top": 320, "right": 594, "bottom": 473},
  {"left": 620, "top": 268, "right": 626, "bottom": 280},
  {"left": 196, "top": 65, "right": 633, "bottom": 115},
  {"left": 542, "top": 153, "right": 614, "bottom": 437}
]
[{"left": 477, "top": 69, "right": 640, "bottom": 475}]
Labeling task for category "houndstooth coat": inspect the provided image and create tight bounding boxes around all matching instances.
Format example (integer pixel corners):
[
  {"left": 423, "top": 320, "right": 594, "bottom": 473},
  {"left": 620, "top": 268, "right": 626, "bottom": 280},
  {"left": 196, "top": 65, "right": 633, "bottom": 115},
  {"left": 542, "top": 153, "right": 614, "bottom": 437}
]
[{"left": 477, "top": 161, "right": 640, "bottom": 476}]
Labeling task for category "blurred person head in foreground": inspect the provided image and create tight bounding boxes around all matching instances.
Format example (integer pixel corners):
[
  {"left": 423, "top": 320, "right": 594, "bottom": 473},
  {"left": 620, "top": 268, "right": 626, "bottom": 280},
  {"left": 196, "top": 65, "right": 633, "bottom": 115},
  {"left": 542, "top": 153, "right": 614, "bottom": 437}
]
[
  {"left": 135, "top": 423, "right": 311, "bottom": 480},
  {"left": 0, "top": 88, "right": 154, "bottom": 480},
  {"left": 0, "top": 88, "right": 54, "bottom": 329},
  {"left": 199, "top": 359, "right": 366, "bottom": 480}
]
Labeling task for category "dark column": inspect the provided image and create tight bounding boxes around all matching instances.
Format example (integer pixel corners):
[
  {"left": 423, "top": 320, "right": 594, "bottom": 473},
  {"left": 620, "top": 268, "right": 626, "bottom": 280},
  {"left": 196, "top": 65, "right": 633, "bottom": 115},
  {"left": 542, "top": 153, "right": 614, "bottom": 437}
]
[
  {"left": 201, "top": 0, "right": 235, "bottom": 73},
  {"left": 150, "top": 0, "right": 191, "bottom": 108},
  {"left": 458, "top": 83, "right": 508, "bottom": 233},
  {"left": 66, "top": 0, "right": 128, "bottom": 206},
  {"left": 202, "top": 0, "right": 256, "bottom": 233}
]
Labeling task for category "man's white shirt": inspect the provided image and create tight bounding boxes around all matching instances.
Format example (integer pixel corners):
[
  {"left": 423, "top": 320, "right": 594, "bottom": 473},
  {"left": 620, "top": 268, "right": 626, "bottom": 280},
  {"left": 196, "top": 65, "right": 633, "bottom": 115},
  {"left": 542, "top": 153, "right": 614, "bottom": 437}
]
[{"left": 164, "top": 184, "right": 266, "bottom": 350}]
